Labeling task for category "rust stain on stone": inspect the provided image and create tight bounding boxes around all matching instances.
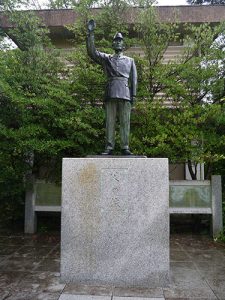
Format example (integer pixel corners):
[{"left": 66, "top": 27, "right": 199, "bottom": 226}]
[
  {"left": 77, "top": 163, "right": 100, "bottom": 270},
  {"left": 78, "top": 163, "right": 97, "bottom": 186}
]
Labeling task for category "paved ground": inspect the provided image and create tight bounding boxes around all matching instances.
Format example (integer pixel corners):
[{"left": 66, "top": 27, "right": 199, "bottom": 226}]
[{"left": 0, "top": 233, "right": 225, "bottom": 300}]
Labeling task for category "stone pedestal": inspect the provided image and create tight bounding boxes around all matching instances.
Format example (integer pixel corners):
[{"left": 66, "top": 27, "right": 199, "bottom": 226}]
[{"left": 61, "top": 158, "right": 169, "bottom": 287}]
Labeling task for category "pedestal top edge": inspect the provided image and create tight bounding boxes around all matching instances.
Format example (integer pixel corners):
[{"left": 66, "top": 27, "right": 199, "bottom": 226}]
[{"left": 62, "top": 157, "right": 169, "bottom": 160}]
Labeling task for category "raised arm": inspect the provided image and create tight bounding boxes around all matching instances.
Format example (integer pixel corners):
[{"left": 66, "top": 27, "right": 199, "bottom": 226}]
[{"left": 86, "top": 20, "right": 107, "bottom": 65}]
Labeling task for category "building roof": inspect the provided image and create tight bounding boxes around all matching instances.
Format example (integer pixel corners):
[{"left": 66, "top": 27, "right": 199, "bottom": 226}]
[{"left": 0, "top": 6, "right": 225, "bottom": 47}]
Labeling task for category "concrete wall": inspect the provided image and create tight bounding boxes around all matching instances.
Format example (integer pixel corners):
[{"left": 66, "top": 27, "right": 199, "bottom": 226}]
[{"left": 1, "top": 6, "right": 225, "bottom": 48}]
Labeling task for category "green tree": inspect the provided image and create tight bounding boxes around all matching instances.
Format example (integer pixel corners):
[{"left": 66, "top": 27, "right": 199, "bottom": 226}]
[
  {"left": 1, "top": 0, "right": 225, "bottom": 227},
  {"left": 0, "top": 5, "right": 105, "bottom": 224},
  {"left": 1, "top": 0, "right": 133, "bottom": 210},
  {"left": 131, "top": 5, "right": 225, "bottom": 179},
  {"left": 48, "top": 0, "right": 77, "bottom": 8}
]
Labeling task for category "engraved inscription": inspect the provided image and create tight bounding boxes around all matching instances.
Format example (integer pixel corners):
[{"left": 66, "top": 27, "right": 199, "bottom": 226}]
[{"left": 101, "top": 168, "right": 128, "bottom": 209}]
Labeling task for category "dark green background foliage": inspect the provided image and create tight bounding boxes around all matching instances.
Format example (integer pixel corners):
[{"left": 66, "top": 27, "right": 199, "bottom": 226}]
[{"left": 0, "top": 1, "right": 225, "bottom": 231}]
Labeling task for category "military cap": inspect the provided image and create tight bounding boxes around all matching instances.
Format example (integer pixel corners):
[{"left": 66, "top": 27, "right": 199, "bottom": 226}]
[{"left": 113, "top": 32, "right": 124, "bottom": 40}]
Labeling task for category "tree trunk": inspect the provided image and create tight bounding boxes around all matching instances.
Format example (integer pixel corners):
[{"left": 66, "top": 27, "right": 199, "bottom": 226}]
[{"left": 187, "top": 160, "right": 197, "bottom": 180}]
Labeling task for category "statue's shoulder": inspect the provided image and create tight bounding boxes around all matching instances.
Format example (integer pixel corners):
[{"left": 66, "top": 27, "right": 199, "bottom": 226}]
[
  {"left": 99, "top": 52, "right": 110, "bottom": 60},
  {"left": 123, "top": 55, "right": 134, "bottom": 61}
]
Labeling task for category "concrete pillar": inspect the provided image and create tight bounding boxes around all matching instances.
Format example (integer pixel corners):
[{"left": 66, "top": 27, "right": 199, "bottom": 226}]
[
  {"left": 211, "top": 175, "right": 223, "bottom": 238},
  {"left": 24, "top": 176, "right": 37, "bottom": 234}
]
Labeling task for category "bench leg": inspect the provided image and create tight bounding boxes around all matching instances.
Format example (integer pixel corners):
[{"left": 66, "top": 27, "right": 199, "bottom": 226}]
[{"left": 211, "top": 175, "right": 223, "bottom": 238}]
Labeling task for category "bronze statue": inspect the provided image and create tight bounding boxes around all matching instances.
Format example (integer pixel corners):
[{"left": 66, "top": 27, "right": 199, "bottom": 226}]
[{"left": 86, "top": 20, "right": 137, "bottom": 155}]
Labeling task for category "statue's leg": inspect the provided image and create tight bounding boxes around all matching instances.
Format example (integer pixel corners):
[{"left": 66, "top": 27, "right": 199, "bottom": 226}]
[
  {"left": 105, "top": 99, "right": 117, "bottom": 150},
  {"left": 119, "top": 100, "right": 131, "bottom": 150}
]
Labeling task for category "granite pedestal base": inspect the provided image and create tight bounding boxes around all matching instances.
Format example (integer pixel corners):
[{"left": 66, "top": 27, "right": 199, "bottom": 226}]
[{"left": 61, "top": 158, "right": 169, "bottom": 287}]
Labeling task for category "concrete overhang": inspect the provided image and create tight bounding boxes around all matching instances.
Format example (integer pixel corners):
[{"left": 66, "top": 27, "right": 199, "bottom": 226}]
[{"left": 0, "top": 6, "right": 225, "bottom": 48}]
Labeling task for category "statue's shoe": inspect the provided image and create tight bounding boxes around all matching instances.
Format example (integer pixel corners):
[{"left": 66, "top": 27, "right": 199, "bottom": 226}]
[
  {"left": 121, "top": 149, "right": 133, "bottom": 155},
  {"left": 101, "top": 149, "right": 113, "bottom": 155}
]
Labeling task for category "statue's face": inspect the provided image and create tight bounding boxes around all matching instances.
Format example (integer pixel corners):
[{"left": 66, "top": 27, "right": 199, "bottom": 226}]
[{"left": 112, "top": 38, "right": 124, "bottom": 52}]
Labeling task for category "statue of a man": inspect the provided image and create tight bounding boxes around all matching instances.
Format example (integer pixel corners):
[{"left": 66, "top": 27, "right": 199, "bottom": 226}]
[{"left": 86, "top": 20, "right": 137, "bottom": 155}]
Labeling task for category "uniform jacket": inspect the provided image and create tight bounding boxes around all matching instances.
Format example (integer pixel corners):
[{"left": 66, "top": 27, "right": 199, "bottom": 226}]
[{"left": 87, "top": 33, "right": 137, "bottom": 102}]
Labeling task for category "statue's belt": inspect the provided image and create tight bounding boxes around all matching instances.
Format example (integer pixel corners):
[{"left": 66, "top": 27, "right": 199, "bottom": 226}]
[{"left": 108, "top": 77, "right": 128, "bottom": 82}]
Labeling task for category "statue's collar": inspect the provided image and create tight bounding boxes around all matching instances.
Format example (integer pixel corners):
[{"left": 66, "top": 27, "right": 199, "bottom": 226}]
[{"left": 113, "top": 53, "right": 123, "bottom": 58}]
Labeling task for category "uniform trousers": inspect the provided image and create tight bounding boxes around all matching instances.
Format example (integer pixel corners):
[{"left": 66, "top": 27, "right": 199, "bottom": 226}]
[{"left": 105, "top": 99, "right": 131, "bottom": 150}]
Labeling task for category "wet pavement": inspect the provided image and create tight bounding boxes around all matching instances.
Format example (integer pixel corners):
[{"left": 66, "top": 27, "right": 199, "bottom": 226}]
[{"left": 0, "top": 233, "right": 225, "bottom": 300}]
